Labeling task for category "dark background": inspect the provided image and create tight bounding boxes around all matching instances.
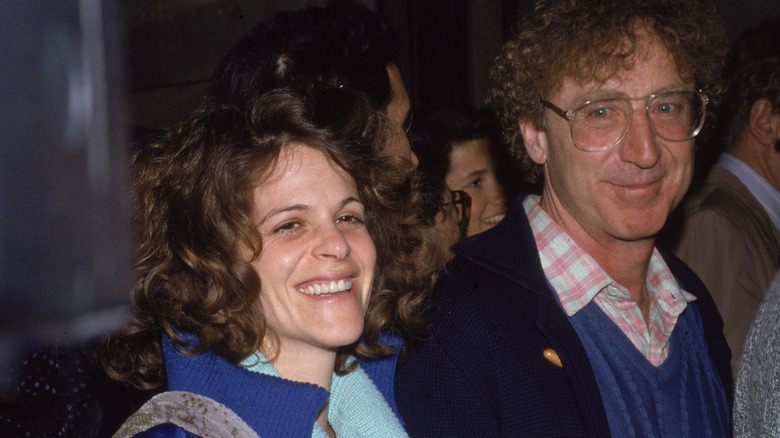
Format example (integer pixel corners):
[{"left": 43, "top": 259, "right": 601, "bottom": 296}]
[
  {"left": 124, "top": 0, "right": 780, "bottom": 130},
  {"left": 1, "top": 0, "right": 777, "bottom": 344}
]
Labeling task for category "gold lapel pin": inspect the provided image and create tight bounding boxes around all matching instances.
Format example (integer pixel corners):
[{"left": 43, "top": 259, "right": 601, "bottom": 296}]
[{"left": 543, "top": 348, "right": 562, "bottom": 368}]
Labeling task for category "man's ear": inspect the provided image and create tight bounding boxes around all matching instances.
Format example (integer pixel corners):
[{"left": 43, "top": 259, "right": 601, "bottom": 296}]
[
  {"left": 518, "top": 120, "right": 548, "bottom": 165},
  {"left": 748, "top": 98, "right": 780, "bottom": 146}
]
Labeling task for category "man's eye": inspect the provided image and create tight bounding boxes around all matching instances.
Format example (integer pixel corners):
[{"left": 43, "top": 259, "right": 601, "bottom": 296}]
[
  {"left": 579, "top": 100, "right": 624, "bottom": 121},
  {"left": 653, "top": 100, "right": 684, "bottom": 116},
  {"left": 585, "top": 104, "right": 620, "bottom": 119}
]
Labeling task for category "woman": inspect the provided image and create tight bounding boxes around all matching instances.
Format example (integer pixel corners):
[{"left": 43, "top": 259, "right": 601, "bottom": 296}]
[
  {"left": 100, "top": 85, "right": 428, "bottom": 437},
  {"left": 412, "top": 105, "right": 519, "bottom": 238}
]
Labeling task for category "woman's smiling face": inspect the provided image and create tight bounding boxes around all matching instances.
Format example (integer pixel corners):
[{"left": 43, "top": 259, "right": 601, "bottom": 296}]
[
  {"left": 445, "top": 138, "right": 507, "bottom": 236},
  {"left": 249, "top": 144, "right": 376, "bottom": 361}
]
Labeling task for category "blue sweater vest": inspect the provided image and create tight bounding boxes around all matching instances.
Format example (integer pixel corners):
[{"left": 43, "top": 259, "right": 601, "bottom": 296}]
[{"left": 569, "top": 301, "right": 730, "bottom": 437}]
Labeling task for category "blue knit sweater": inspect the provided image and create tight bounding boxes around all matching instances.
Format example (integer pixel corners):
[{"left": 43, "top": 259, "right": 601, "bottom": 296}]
[
  {"left": 395, "top": 194, "right": 733, "bottom": 437},
  {"left": 570, "top": 300, "right": 730, "bottom": 437},
  {"left": 126, "top": 334, "right": 406, "bottom": 437}
]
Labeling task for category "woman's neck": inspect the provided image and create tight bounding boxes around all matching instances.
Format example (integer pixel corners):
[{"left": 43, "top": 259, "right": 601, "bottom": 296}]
[{"left": 261, "top": 339, "right": 337, "bottom": 391}]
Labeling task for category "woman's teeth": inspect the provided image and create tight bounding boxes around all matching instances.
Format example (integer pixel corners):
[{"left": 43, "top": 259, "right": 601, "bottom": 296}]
[
  {"left": 482, "top": 213, "right": 506, "bottom": 224},
  {"left": 298, "top": 278, "right": 353, "bottom": 296}
]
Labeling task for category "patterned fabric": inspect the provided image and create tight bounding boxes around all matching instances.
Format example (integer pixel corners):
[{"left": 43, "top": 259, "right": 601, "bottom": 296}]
[
  {"left": 734, "top": 271, "right": 780, "bottom": 437},
  {"left": 114, "top": 333, "right": 407, "bottom": 438},
  {"left": 393, "top": 194, "right": 733, "bottom": 437},
  {"left": 524, "top": 195, "right": 696, "bottom": 366},
  {"left": 113, "top": 391, "right": 259, "bottom": 438}
]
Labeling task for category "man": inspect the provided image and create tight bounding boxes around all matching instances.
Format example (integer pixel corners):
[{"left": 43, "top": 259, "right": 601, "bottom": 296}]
[
  {"left": 209, "top": 0, "right": 418, "bottom": 170},
  {"left": 394, "top": 0, "right": 732, "bottom": 436},
  {"left": 667, "top": 17, "right": 780, "bottom": 375}
]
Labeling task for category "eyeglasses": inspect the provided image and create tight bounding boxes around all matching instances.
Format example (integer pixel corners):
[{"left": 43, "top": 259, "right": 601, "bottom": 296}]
[
  {"left": 441, "top": 190, "right": 471, "bottom": 236},
  {"left": 541, "top": 90, "right": 709, "bottom": 152}
]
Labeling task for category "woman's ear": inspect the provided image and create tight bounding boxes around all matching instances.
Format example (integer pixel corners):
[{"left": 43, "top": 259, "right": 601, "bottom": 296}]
[{"left": 518, "top": 120, "right": 548, "bottom": 165}]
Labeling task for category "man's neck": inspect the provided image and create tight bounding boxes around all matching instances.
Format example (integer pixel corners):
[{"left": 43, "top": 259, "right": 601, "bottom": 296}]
[
  {"left": 539, "top": 193, "right": 655, "bottom": 314},
  {"left": 584, "top": 237, "right": 654, "bottom": 320}
]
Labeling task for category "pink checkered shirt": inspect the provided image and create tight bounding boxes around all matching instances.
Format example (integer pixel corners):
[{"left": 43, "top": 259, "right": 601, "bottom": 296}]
[{"left": 523, "top": 195, "right": 696, "bottom": 366}]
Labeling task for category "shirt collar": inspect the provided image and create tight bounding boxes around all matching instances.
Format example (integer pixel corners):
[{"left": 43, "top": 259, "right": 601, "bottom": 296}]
[
  {"left": 719, "top": 153, "right": 780, "bottom": 230},
  {"left": 523, "top": 195, "right": 695, "bottom": 316}
]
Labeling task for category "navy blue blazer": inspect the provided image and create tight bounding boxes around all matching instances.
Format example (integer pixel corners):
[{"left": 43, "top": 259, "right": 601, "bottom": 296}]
[{"left": 394, "top": 195, "right": 732, "bottom": 437}]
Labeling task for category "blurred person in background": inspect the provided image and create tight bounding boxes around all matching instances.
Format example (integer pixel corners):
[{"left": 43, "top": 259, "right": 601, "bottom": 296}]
[
  {"left": 209, "top": 0, "right": 418, "bottom": 172},
  {"left": 733, "top": 271, "right": 780, "bottom": 437},
  {"left": 665, "top": 17, "right": 780, "bottom": 375},
  {"left": 412, "top": 105, "right": 514, "bottom": 238}
]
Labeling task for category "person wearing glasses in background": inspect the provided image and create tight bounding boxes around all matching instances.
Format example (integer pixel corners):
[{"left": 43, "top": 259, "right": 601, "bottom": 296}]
[
  {"left": 408, "top": 105, "right": 514, "bottom": 271},
  {"left": 412, "top": 171, "right": 471, "bottom": 274},
  {"left": 412, "top": 105, "right": 516, "bottom": 238},
  {"left": 393, "top": 0, "right": 732, "bottom": 436},
  {"left": 209, "top": 0, "right": 418, "bottom": 172}
]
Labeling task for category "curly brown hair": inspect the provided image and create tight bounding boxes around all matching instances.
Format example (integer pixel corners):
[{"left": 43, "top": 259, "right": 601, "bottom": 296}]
[
  {"left": 99, "top": 85, "right": 430, "bottom": 390},
  {"left": 488, "top": 0, "right": 727, "bottom": 183}
]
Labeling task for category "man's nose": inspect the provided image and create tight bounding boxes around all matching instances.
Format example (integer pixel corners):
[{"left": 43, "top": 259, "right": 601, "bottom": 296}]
[{"left": 618, "top": 109, "right": 662, "bottom": 169}]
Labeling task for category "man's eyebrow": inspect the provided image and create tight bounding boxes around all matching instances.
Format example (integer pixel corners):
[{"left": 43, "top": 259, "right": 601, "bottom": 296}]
[
  {"left": 574, "top": 84, "right": 695, "bottom": 104},
  {"left": 652, "top": 84, "right": 696, "bottom": 94}
]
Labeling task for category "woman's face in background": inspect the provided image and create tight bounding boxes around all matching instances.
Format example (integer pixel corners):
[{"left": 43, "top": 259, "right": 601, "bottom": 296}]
[
  {"left": 249, "top": 144, "right": 377, "bottom": 363},
  {"left": 445, "top": 138, "right": 506, "bottom": 236}
]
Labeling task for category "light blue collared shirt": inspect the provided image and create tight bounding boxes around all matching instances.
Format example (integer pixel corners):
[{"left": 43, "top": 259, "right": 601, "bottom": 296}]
[{"left": 718, "top": 153, "right": 780, "bottom": 230}]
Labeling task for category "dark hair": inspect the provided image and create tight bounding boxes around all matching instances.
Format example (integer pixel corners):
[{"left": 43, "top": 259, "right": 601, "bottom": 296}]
[
  {"left": 209, "top": 0, "right": 400, "bottom": 113},
  {"left": 721, "top": 17, "right": 780, "bottom": 151},
  {"left": 99, "top": 85, "right": 429, "bottom": 390},
  {"left": 411, "top": 105, "right": 523, "bottom": 207},
  {"left": 488, "top": 0, "right": 727, "bottom": 183}
]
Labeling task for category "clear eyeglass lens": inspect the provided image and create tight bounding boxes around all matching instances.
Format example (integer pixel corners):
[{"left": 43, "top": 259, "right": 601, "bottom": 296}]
[{"left": 570, "top": 91, "right": 704, "bottom": 151}]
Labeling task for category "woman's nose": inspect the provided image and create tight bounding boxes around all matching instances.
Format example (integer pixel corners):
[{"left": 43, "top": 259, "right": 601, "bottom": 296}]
[{"left": 314, "top": 223, "right": 351, "bottom": 260}]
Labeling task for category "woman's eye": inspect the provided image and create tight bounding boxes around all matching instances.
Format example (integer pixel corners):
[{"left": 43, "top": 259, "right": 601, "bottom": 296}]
[
  {"left": 336, "top": 214, "right": 365, "bottom": 229},
  {"left": 274, "top": 221, "right": 301, "bottom": 234},
  {"left": 337, "top": 214, "right": 364, "bottom": 224},
  {"left": 466, "top": 178, "right": 482, "bottom": 189}
]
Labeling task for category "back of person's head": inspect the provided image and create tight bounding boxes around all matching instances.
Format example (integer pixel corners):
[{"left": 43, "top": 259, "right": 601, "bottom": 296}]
[
  {"left": 412, "top": 106, "right": 500, "bottom": 178},
  {"left": 721, "top": 17, "right": 780, "bottom": 151},
  {"left": 209, "top": 0, "right": 399, "bottom": 112},
  {"left": 489, "top": 0, "right": 727, "bottom": 183}
]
